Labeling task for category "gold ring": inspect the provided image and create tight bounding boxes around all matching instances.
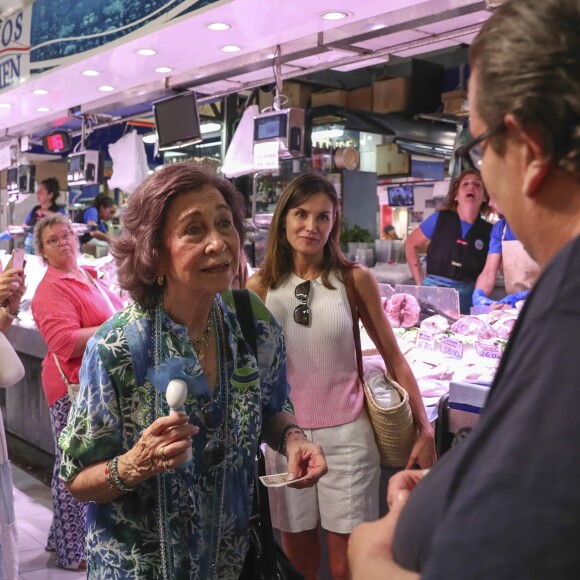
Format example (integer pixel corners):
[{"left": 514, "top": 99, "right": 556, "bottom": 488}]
[
  {"left": 163, "top": 458, "right": 171, "bottom": 472},
  {"left": 159, "top": 446, "right": 167, "bottom": 461}
]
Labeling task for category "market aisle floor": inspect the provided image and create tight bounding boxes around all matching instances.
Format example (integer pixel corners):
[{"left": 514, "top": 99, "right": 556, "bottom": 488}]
[
  {"left": 11, "top": 464, "right": 85, "bottom": 579},
  {"left": 11, "top": 462, "right": 390, "bottom": 579}
]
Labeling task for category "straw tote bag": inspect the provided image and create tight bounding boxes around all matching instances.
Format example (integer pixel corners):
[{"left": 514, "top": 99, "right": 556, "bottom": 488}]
[{"left": 344, "top": 268, "right": 416, "bottom": 467}]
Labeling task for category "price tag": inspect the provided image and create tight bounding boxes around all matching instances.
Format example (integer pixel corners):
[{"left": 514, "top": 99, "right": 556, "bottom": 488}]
[
  {"left": 416, "top": 330, "right": 436, "bottom": 351},
  {"left": 253, "top": 141, "right": 280, "bottom": 170},
  {"left": 441, "top": 336, "right": 464, "bottom": 359},
  {"left": 475, "top": 340, "right": 503, "bottom": 359}
]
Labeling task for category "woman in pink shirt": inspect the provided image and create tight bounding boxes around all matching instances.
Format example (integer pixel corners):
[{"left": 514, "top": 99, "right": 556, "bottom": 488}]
[
  {"left": 31, "top": 214, "right": 123, "bottom": 571},
  {"left": 248, "top": 173, "right": 435, "bottom": 580}
]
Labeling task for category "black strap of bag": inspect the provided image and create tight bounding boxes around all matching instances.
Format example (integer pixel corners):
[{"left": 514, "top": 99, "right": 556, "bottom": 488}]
[{"left": 233, "top": 290, "right": 302, "bottom": 580}]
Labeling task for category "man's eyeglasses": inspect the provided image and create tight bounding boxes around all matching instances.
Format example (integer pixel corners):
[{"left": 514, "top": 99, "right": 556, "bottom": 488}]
[
  {"left": 44, "top": 231, "right": 74, "bottom": 248},
  {"left": 455, "top": 128, "right": 498, "bottom": 170},
  {"left": 294, "top": 280, "right": 311, "bottom": 326},
  {"left": 194, "top": 400, "right": 225, "bottom": 467}
]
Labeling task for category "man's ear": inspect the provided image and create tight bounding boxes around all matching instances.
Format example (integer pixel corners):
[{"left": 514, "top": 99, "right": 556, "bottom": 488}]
[{"left": 503, "top": 113, "right": 550, "bottom": 199}]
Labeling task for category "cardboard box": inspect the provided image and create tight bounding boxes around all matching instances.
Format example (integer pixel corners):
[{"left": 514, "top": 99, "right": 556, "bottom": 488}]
[
  {"left": 35, "top": 160, "right": 68, "bottom": 186},
  {"left": 347, "top": 86, "right": 373, "bottom": 111},
  {"left": 376, "top": 143, "right": 411, "bottom": 176},
  {"left": 441, "top": 90, "right": 468, "bottom": 114},
  {"left": 311, "top": 89, "right": 348, "bottom": 108},
  {"left": 373, "top": 77, "right": 410, "bottom": 114},
  {"left": 258, "top": 82, "right": 313, "bottom": 111}
]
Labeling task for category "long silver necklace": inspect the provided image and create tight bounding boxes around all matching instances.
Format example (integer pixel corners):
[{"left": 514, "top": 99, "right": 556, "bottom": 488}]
[
  {"left": 153, "top": 303, "right": 171, "bottom": 580},
  {"left": 207, "top": 305, "right": 229, "bottom": 580}
]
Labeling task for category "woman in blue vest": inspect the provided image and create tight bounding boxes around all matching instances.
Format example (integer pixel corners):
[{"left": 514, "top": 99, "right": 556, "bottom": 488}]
[{"left": 405, "top": 170, "right": 492, "bottom": 314}]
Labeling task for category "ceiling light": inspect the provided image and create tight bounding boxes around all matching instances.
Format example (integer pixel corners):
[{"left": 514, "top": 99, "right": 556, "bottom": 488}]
[
  {"left": 320, "top": 11, "right": 352, "bottom": 21},
  {"left": 33, "top": 89, "right": 48, "bottom": 95},
  {"left": 200, "top": 122, "right": 221, "bottom": 134},
  {"left": 221, "top": 44, "right": 242, "bottom": 52},
  {"left": 37, "top": 107, "right": 50, "bottom": 112},
  {"left": 82, "top": 69, "right": 100, "bottom": 76},
  {"left": 206, "top": 22, "right": 231, "bottom": 31},
  {"left": 154, "top": 66, "right": 173, "bottom": 73},
  {"left": 143, "top": 133, "right": 157, "bottom": 144},
  {"left": 0, "top": 103, "right": 11, "bottom": 108},
  {"left": 137, "top": 48, "right": 157, "bottom": 56},
  {"left": 99, "top": 85, "right": 115, "bottom": 92}
]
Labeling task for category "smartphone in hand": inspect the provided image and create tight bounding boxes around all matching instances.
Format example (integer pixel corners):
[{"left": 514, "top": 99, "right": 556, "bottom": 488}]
[{"left": 7, "top": 248, "right": 25, "bottom": 286}]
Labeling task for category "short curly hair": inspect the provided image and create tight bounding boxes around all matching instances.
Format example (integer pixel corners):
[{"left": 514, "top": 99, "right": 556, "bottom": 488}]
[
  {"left": 112, "top": 162, "right": 246, "bottom": 309},
  {"left": 33, "top": 213, "right": 77, "bottom": 264}
]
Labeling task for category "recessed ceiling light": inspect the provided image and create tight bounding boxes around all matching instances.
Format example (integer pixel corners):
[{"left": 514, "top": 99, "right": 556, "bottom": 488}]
[
  {"left": 154, "top": 66, "right": 173, "bottom": 73},
  {"left": 0, "top": 103, "right": 12, "bottom": 108},
  {"left": 99, "top": 85, "right": 115, "bottom": 92},
  {"left": 320, "top": 11, "right": 352, "bottom": 20},
  {"left": 82, "top": 69, "right": 100, "bottom": 76},
  {"left": 221, "top": 44, "right": 242, "bottom": 53},
  {"left": 37, "top": 107, "right": 50, "bottom": 112},
  {"left": 33, "top": 89, "right": 48, "bottom": 95},
  {"left": 136, "top": 48, "right": 157, "bottom": 56},
  {"left": 206, "top": 22, "right": 231, "bottom": 31}
]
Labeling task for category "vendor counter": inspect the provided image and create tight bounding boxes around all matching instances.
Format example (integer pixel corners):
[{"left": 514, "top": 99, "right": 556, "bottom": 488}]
[{"left": 1, "top": 323, "right": 53, "bottom": 457}]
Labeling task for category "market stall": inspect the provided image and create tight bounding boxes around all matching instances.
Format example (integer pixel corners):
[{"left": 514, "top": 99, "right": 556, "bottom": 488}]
[{"left": 361, "top": 284, "right": 521, "bottom": 430}]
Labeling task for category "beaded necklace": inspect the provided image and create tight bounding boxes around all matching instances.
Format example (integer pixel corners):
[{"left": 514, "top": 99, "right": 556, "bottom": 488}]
[
  {"left": 152, "top": 298, "right": 229, "bottom": 580},
  {"left": 190, "top": 311, "right": 215, "bottom": 362},
  {"left": 206, "top": 306, "right": 229, "bottom": 579}
]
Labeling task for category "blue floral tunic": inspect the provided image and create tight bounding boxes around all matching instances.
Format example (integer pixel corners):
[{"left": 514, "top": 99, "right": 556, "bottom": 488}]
[{"left": 59, "top": 290, "right": 292, "bottom": 579}]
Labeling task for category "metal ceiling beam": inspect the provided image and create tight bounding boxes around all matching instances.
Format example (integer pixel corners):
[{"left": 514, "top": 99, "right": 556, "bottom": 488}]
[{"left": 169, "top": 0, "right": 488, "bottom": 91}]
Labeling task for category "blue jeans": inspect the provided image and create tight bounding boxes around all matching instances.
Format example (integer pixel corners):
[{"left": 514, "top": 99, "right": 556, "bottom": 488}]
[{"left": 422, "top": 275, "right": 475, "bottom": 315}]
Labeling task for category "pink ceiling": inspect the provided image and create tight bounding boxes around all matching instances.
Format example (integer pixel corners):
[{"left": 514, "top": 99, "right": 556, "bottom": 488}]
[{"left": 0, "top": 0, "right": 492, "bottom": 136}]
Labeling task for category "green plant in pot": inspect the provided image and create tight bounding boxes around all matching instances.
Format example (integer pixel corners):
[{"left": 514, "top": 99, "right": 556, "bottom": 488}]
[{"left": 340, "top": 221, "right": 373, "bottom": 251}]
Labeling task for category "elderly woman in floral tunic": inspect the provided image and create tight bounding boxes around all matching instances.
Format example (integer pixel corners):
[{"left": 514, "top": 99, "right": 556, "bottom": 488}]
[{"left": 58, "top": 163, "right": 326, "bottom": 579}]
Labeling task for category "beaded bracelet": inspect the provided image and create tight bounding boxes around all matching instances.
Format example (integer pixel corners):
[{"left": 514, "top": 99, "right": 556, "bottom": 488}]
[
  {"left": 104, "top": 460, "right": 123, "bottom": 496},
  {"left": 278, "top": 424, "right": 307, "bottom": 457},
  {"left": 107, "top": 456, "right": 135, "bottom": 494}
]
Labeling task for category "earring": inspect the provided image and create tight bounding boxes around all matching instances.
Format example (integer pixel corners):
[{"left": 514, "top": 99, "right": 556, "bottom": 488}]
[{"left": 157, "top": 275, "right": 165, "bottom": 286}]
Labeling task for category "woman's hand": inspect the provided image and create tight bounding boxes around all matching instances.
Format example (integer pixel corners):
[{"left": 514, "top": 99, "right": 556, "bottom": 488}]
[
  {"left": 285, "top": 435, "right": 327, "bottom": 489},
  {"left": 348, "top": 490, "right": 419, "bottom": 580},
  {"left": 405, "top": 425, "right": 437, "bottom": 470},
  {"left": 5, "top": 271, "right": 25, "bottom": 311},
  {"left": 119, "top": 412, "right": 199, "bottom": 486},
  {"left": 0, "top": 269, "right": 24, "bottom": 304}
]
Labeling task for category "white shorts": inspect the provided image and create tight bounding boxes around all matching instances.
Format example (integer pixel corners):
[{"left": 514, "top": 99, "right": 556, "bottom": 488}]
[{"left": 265, "top": 409, "right": 380, "bottom": 534}]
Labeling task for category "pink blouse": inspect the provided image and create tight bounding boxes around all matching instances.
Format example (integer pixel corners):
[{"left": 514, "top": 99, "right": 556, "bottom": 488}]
[{"left": 31, "top": 265, "right": 124, "bottom": 406}]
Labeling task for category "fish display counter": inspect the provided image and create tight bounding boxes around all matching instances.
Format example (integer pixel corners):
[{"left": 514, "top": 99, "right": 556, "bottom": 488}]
[{"left": 361, "top": 283, "right": 522, "bottom": 423}]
